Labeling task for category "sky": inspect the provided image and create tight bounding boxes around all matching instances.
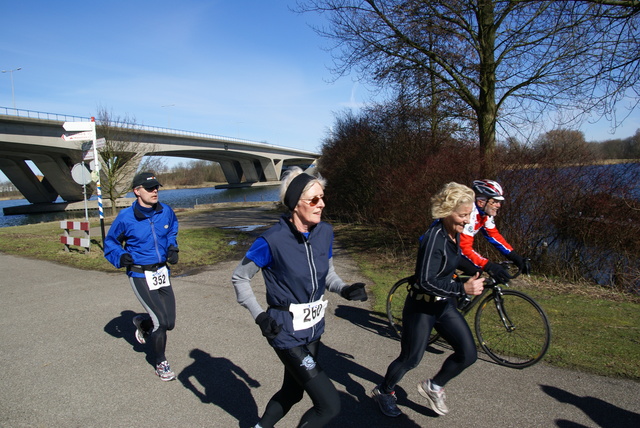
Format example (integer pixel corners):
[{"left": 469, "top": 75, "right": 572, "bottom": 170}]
[
  {"left": 0, "top": 1, "right": 365, "bottom": 153},
  {"left": 1, "top": 0, "right": 639, "bottom": 182}
]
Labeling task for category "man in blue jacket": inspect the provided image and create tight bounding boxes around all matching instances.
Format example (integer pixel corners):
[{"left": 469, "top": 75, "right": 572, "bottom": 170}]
[{"left": 104, "top": 172, "right": 179, "bottom": 381}]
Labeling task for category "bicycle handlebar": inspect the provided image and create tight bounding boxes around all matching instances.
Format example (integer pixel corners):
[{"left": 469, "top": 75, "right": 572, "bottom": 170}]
[
  {"left": 485, "top": 258, "right": 531, "bottom": 286},
  {"left": 403, "top": 258, "right": 531, "bottom": 297},
  {"left": 458, "top": 258, "right": 531, "bottom": 289}
]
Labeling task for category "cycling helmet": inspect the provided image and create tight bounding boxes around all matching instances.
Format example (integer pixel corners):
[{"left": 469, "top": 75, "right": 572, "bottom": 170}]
[{"left": 472, "top": 179, "right": 504, "bottom": 200}]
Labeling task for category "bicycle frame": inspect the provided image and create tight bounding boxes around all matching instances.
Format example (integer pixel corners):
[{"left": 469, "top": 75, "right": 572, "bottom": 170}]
[
  {"left": 459, "top": 278, "right": 518, "bottom": 329},
  {"left": 482, "top": 285, "right": 519, "bottom": 332},
  {"left": 457, "top": 279, "right": 499, "bottom": 313}
]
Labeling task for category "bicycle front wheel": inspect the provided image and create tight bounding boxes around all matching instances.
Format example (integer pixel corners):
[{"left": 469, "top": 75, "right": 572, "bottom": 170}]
[{"left": 475, "top": 289, "right": 551, "bottom": 368}]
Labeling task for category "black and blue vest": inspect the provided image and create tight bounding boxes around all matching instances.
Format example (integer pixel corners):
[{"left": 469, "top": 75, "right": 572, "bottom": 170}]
[{"left": 261, "top": 215, "right": 334, "bottom": 349}]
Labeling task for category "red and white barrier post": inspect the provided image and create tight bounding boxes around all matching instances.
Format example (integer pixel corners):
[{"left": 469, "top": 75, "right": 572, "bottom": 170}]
[{"left": 60, "top": 221, "right": 91, "bottom": 253}]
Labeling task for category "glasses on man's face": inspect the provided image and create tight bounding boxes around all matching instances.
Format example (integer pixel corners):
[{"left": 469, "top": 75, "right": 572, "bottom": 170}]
[
  {"left": 139, "top": 185, "right": 159, "bottom": 192},
  {"left": 300, "top": 195, "right": 324, "bottom": 207},
  {"left": 488, "top": 199, "right": 502, "bottom": 206}
]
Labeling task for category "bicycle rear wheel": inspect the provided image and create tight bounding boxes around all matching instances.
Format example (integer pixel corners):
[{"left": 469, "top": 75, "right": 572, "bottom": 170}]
[
  {"left": 386, "top": 277, "right": 441, "bottom": 344},
  {"left": 474, "top": 289, "right": 551, "bottom": 368},
  {"left": 386, "top": 277, "right": 410, "bottom": 338}
]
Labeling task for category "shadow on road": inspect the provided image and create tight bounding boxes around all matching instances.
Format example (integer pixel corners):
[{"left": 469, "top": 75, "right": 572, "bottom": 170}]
[
  {"left": 319, "top": 342, "right": 429, "bottom": 427},
  {"left": 178, "top": 348, "right": 261, "bottom": 428},
  {"left": 181, "top": 338, "right": 428, "bottom": 427},
  {"left": 333, "top": 305, "right": 399, "bottom": 341},
  {"left": 103, "top": 310, "right": 155, "bottom": 367},
  {"left": 541, "top": 384, "right": 640, "bottom": 428}
]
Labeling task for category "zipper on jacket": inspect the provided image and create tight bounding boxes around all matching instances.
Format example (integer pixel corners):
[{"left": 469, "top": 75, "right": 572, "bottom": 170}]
[
  {"left": 149, "top": 218, "right": 162, "bottom": 263},
  {"left": 303, "top": 236, "right": 320, "bottom": 338}
]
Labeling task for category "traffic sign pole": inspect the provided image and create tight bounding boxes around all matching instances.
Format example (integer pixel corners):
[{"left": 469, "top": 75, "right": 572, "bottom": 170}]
[
  {"left": 90, "top": 117, "right": 106, "bottom": 245},
  {"left": 71, "top": 163, "right": 91, "bottom": 221},
  {"left": 62, "top": 118, "right": 106, "bottom": 249}
]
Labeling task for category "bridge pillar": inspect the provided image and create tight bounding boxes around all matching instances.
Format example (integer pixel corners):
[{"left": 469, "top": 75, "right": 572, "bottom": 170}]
[
  {"left": 260, "top": 158, "right": 282, "bottom": 182},
  {"left": 238, "top": 160, "right": 260, "bottom": 182},
  {"left": 0, "top": 157, "right": 59, "bottom": 203},
  {"left": 219, "top": 160, "right": 242, "bottom": 184},
  {"left": 30, "top": 154, "right": 84, "bottom": 202}
]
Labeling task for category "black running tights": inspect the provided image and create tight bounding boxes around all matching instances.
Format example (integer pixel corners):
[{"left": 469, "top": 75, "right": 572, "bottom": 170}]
[
  {"left": 381, "top": 296, "right": 477, "bottom": 393},
  {"left": 129, "top": 276, "right": 176, "bottom": 364},
  {"left": 258, "top": 340, "right": 341, "bottom": 428}
]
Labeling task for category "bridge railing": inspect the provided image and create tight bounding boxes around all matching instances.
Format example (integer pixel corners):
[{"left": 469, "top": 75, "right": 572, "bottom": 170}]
[
  {"left": 0, "top": 106, "right": 90, "bottom": 123},
  {"left": 0, "top": 106, "right": 313, "bottom": 153}
]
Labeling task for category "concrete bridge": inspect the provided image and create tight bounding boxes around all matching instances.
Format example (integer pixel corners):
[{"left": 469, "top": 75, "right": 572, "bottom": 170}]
[{"left": 0, "top": 108, "right": 320, "bottom": 207}]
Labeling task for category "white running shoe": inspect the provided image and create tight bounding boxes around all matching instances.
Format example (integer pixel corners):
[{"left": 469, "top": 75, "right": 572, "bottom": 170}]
[
  {"left": 418, "top": 379, "right": 449, "bottom": 415},
  {"left": 132, "top": 315, "right": 147, "bottom": 345},
  {"left": 155, "top": 360, "right": 176, "bottom": 381}
]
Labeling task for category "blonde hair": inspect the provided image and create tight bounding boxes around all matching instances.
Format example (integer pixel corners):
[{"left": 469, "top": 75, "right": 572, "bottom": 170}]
[
  {"left": 279, "top": 166, "right": 326, "bottom": 206},
  {"left": 431, "top": 182, "right": 475, "bottom": 219}
]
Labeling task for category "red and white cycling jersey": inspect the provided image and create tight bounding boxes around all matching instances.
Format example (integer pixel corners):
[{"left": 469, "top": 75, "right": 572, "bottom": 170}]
[{"left": 460, "top": 203, "right": 513, "bottom": 269}]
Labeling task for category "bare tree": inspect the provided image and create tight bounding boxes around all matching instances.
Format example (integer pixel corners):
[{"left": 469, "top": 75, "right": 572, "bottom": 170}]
[
  {"left": 139, "top": 155, "right": 168, "bottom": 175},
  {"left": 95, "top": 107, "right": 157, "bottom": 214},
  {"left": 296, "top": 0, "right": 639, "bottom": 174}
]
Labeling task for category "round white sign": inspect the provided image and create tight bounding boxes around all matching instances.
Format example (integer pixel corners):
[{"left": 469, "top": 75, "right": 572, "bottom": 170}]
[{"left": 71, "top": 163, "right": 92, "bottom": 185}]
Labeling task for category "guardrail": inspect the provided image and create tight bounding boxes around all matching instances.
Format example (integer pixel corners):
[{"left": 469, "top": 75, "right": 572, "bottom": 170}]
[{"left": 0, "top": 106, "right": 89, "bottom": 123}]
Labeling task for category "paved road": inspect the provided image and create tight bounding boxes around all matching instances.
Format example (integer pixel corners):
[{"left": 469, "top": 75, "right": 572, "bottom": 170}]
[{"left": 1, "top": 207, "right": 639, "bottom": 427}]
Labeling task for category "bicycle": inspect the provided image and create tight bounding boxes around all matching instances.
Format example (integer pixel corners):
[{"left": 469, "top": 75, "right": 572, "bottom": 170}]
[{"left": 386, "top": 261, "right": 551, "bottom": 369}]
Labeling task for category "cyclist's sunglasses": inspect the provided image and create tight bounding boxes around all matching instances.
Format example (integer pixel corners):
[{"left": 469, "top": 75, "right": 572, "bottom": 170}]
[{"left": 300, "top": 196, "right": 324, "bottom": 206}]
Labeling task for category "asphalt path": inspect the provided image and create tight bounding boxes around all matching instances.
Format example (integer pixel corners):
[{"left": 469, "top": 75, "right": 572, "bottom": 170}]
[{"left": 1, "top": 206, "right": 639, "bottom": 427}]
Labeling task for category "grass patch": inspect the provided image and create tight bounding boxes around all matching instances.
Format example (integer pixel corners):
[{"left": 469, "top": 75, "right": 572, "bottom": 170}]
[
  {"left": 174, "top": 227, "right": 252, "bottom": 275},
  {"left": 0, "top": 221, "right": 111, "bottom": 271},
  {"left": 517, "top": 280, "right": 640, "bottom": 379},
  {"left": 0, "top": 218, "right": 249, "bottom": 276}
]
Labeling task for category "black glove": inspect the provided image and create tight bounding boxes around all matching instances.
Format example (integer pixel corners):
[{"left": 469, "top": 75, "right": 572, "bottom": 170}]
[
  {"left": 120, "top": 253, "right": 134, "bottom": 269},
  {"left": 506, "top": 251, "right": 529, "bottom": 274},
  {"left": 484, "top": 261, "right": 512, "bottom": 283},
  {"left": 340, "top": 283, "right": 368, "bottom": 301},
  {"left": 255, "top": 312, "right": 281, "bottom": 340},
  {"left": 166, "top": 245, "right": 179, "bottom": 264}
]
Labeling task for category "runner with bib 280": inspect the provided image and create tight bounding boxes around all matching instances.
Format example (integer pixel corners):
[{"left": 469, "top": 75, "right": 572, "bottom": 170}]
[{"left": 232, "top": 167, "right": 368, "bottom": 428}]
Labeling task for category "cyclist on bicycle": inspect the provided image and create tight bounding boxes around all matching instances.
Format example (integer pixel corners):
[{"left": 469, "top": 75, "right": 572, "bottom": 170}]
[{"left": 459, "top": 179, "right": 529, "bottom": 282}]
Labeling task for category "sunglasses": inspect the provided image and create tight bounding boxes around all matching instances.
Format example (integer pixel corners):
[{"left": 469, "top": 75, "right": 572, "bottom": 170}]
[
  {"left": 138, "top": 185, "right": 160, "bottom": 192},
  {"left": 300, "top": 195, "right": 324, "bottom": 206}
]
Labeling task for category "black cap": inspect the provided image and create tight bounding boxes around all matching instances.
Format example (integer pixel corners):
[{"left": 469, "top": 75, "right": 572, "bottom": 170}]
[{"left": 132, "top": 172, "right": 162, "bottom": 189}]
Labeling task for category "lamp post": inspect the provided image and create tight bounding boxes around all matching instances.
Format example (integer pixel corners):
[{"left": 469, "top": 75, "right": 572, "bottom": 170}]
[
  {"left": 1, "top": 67, "right": 22, "bottom": 109},
  {"left": 161, "top": 104, "right": 175, "bottom": 128}
]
